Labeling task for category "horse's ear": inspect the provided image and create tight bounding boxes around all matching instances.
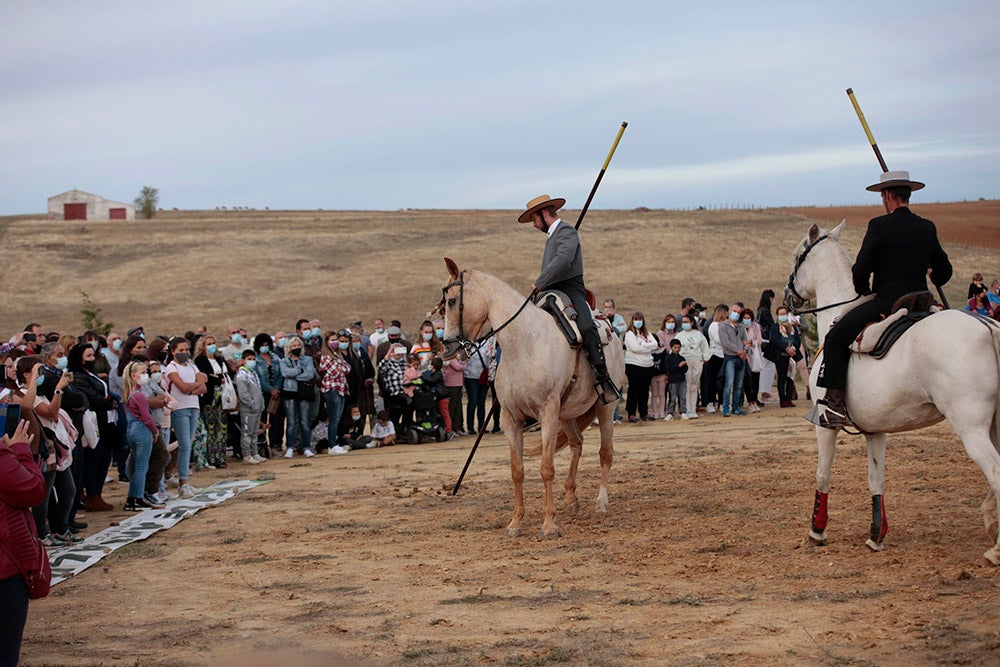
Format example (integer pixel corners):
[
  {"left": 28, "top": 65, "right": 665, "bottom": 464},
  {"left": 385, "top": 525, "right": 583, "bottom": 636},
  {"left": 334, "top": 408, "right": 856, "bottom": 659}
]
[
  {"left": 444, "top": 257, "right": 460, "bottom": 280},
  {"left": 829, "top": 219, "right": 847, "bottom": 240},
  {"left": 808, "top": 223, "right": 820, "bottom": 243}
]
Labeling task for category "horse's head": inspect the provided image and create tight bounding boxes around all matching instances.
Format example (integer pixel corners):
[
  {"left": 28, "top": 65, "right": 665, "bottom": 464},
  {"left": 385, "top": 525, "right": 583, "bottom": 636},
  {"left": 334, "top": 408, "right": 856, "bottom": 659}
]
[
  {"left": 785, "top": 220, "right": 845, "bottom": 313},
  {"left": 440, "top": 257, "right": 489, "bottom": 359}
]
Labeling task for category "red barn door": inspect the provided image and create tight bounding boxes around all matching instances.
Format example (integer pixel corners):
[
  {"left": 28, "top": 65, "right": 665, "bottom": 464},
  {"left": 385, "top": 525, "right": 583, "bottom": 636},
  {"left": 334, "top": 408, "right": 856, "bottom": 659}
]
[
  {"left": 109, "top": 208, "right": 126, "bottom": 220},
  {"left": 64, "top": 203, "right": 87, "bottom": 220}
]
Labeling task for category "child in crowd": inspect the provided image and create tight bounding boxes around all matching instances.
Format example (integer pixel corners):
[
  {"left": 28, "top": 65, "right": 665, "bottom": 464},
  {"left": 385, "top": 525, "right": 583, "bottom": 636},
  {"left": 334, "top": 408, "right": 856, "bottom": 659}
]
[
  {"left": 370, "top": 409, "right": 396, "bottom": 447},
  {"left": 402, "top": 355, "right": 421, "bottom": 399},
  {"left": 339, "top": 405, "right": 372, "bottom": 450},
  {"left": 663, "top": 339, "right": 689, "bottom": 420},
  {"left": 235, "top": 350, "right": 266, "bottom": 463},
  {"left": 422, "top": 356, "right": 454, "bottom": 438}
]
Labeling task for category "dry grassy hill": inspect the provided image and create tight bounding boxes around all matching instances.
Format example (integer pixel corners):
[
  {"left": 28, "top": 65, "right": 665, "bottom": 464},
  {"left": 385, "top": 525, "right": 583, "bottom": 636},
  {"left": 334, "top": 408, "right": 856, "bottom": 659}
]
[{"left": 1, "top": 203, "right": 996, "bottom": 338}]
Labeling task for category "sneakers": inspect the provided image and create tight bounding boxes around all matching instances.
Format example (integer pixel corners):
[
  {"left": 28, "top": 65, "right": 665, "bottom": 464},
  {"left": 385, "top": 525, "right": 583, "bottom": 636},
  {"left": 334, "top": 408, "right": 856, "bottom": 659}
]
[
  {"left": 733, "top": 409, "right": 748, "bottom": 416},
  {"left": 686, "top": 411, "right": 698, "bottom": 419},
  {"left": 53, "top": 530, "right": 83, "bottom": 544},
  {"left": 328, "top": 445, "right": 348, "bottom": 455},
  {"left": 706, "top": 403, "right": 717, "bottom": 414},
  {"left": 664, "top": 414, "right": 674, "bottom": 421},
  {"left": 41, "top": 534, "right": 67, "bottom": 548},
  {"left": 284, "top": 448, "right": 295, "bottom": 459},
  {"left": 179, "top": 483, "right": 200, "bottom": 499},
  {"left": 250, "top": 455, "right": 267, "bottom": 463},
  {"left": 165, "top": 474, "right": 180, "bottom": 488},
  {"left": 303, "top": 449, "right": 315, "bottom": 458},
  {"left": 244, "top": 455, "right": 261, "bottom": 464},
  {"left": 142, "top": 494, "right": 166, "bottom": 509},
  {"left": 680, "top": 412, "right": 690, "bottom": 420}
]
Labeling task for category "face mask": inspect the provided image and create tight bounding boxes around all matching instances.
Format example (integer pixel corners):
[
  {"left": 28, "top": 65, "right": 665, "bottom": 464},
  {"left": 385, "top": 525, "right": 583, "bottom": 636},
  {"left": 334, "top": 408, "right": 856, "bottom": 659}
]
[
  {"left": 311, "top": 327, "right": 322, "bottom": 339},
  {"left": 435, "top": 328, "right": 445, "bottom": 339},
  {"left": 231, "top": 334, "right": 243, "bottom": 344},
  {"left": 206, "top": 344, "right": 218, "bottom": 355},
  {"left": 632, "top": 320, "right": 643, "bottom": 329},
  {"left": 328, "top": 341, "right": 339, "bottom": 351},
  {"left": 352, "top": 413, "right": 361, "bottom": 421},
  {"left": 260, "top": 345, "right": 270, "bottom": 354},
  {"left": 55, "top": 357, "right": 68, "bottom": 370},
  {"left": 778, "top": 314, "right": 789, "bottom": 323},
  {"left": 729, "top": 312, "right": 740, "bottom": 322},
  {"left": 276, "top": 338, "right": 286, "bottom": 348},
  {"left": 291, "top": 348, "right": 302, "bottom": 357},
  {"left": 112, "top": 339, "right": 123, "bottom": 351},
  {"left": 138, "top": 374, "right": 150, "bottom": 386},
  {"left": 665, "top": 323, "right": 675, "bottom": 331},
  {"left": 743, "top": 319, "right": 752, "bottom": 327},
  {"left": 700, "top": 311, "right": 707, "bottom": 319},
  {"left": 89, "top": 341, "right": 99, "bottom": 351},
  {"left": 36, "top": 375, "right": 45, "bottom": 387},
  {"left": 422, "top": 332, "right": 433, "bottom": 342},
  {"left": 175, "top": 352, "right": 190, "bottom": 363},
  {"left": 681, "top": 322, "right": 692, "bottom": 331},
  {"left": 245, "top": 360, "right": 257, "bottom": 370},
  {"left": 376, "top": 327, "right": 384, "bottom": 334},
  {"left": 352, "top": 342, "right": 362, "bottom": 351},
  {"left": 83, "top": 359, "right": 96, "bottom": 371},
  {"left": 301, "top": 330, "right": 313, "bottom": 340},
  {"left": 338, "top": 342, "right": 349, "bottom": 351},
  {"left": 150, "top": 372, "right": 163, "bottom": 383}
]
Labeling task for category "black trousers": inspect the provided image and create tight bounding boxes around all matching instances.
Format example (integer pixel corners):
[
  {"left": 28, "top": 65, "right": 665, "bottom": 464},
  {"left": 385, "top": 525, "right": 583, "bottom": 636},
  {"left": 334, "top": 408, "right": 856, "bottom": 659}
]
[
  {"left": 546, "top": 276, "right": 605, "bottom": 374},
  {"left": 0, "top": 575, "right": 29, "bottom": 667},
  {"left": 818, "top": 298, "right": 888, "bottom": 390}
]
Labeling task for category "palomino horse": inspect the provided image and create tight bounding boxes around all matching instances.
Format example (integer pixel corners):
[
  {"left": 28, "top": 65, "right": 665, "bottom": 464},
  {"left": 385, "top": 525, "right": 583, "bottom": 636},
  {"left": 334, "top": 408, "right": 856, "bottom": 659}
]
[
  {"left": 785, "top": 221, "right": 1000, "bottom": 564},
  {"left": 439, "top": 258, "right": 626, "bottom": 538}
]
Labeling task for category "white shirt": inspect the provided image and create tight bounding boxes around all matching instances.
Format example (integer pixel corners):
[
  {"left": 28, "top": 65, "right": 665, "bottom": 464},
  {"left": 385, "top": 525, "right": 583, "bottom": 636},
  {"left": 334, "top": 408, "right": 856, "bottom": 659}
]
[{"left": 546, "top": 217, "right": 562, "bottom": 238}]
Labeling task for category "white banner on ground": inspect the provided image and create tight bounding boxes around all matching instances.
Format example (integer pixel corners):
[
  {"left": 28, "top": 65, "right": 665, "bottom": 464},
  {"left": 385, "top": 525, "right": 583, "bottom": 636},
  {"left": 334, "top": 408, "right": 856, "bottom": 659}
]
[{"left": 47, "top": 479, "right": 270, "bottom": 586}]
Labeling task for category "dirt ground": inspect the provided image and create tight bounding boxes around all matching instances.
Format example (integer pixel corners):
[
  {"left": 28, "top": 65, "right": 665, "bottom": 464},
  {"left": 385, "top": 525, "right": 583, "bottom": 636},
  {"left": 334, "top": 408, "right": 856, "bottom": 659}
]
[{"left": 22, "top": 402, "right": 1000, "bottom": 666}]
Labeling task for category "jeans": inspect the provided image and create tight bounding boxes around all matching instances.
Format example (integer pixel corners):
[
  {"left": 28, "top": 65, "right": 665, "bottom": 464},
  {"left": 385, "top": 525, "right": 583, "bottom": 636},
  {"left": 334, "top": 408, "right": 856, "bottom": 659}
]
[
  {"left": 126, "top": 416, "right": 154, "bottom": 499},
  {"left": 464, "top": 378, "right": 487, "bottom": 434},
  {"left": 722, "top": 354, "right": 746, "bottom": 415},
  {"left": 170, "top": 407, "right": 199, "bottom": 483},
  {"left": 323, "top": 390, "right": 345, "bottom": 447},
  {"left": 667, "top": 380, "right": 687, "bottom": 416},
  {"left": 284, "top": 398, "right": 311, "bottom": 451}
]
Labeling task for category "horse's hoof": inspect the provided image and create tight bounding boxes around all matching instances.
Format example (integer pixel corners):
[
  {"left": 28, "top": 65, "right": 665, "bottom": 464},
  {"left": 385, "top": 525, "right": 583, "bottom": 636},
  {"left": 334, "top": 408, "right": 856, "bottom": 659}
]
[
  {"left": 983, "top": 546, "right": 1000, "bottom": 566},
  {"left": 865, "top": 538, "right": 885, "bottom": 552},
  {"left": 808, "top": 530, "right": 827, "bottom": 545},
  {"left": 504, "top": 527, "right": 522, "bottom": 538},
  {"left": 538, "top": 527, "right": 561, "bottom": 539}
]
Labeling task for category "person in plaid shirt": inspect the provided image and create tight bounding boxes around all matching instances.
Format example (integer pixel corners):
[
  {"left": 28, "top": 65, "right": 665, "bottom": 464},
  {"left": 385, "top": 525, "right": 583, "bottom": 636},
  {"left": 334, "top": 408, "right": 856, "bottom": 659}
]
[
  {"left": 318, "top": 331, "right": 351, "bottom": 454},
  {"left": 377, "top": 345, "right": 408, "bottom": 433}
]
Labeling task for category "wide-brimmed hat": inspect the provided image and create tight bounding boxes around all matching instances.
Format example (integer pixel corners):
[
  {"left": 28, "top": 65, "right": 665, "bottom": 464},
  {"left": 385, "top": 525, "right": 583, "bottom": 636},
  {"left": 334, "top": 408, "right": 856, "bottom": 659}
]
[
  {"left": 866, "top": 170, "right": 925, "bottom": 192},
  {"left": 517, "top": 194, "right": 566, "bottom": 223}
]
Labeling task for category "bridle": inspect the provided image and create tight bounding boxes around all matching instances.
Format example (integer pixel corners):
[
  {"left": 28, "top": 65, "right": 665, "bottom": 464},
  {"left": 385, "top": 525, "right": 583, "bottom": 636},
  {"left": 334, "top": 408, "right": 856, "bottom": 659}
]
[
  {"left": 436, "top": 270, "right": 534, "bottom": 358},
  {"left": 785, "top": 234, "right": 862, "bottom": 316}
]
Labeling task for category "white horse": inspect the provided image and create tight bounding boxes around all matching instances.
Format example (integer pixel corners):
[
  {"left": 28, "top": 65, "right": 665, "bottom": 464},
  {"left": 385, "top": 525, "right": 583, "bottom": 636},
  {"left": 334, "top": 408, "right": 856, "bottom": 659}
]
[
  {"left": 785, "top": 221, "right": 1000, "bottom": 564},
  {"left": 440, "top": 258, "right": 626, "bottom": 538}
]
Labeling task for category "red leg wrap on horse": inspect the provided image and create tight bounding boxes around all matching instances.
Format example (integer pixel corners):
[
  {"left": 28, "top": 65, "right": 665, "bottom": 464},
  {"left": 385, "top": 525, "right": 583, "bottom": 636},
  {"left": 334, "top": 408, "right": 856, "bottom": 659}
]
[
  {"left": 870, "top": 494, "right": 888, "bottom": 544},
  {"left": 812, "top": 491, "right": 829, "bottom": 532}
]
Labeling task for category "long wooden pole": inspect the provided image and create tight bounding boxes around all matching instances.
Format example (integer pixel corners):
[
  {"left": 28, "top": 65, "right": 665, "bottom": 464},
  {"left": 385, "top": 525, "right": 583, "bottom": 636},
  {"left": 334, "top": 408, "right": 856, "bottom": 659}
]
[
  {"left": 845, "top": 88, "right": 950, "bottom": 308},
  {"left": 575, "top": 121, "right": 628, "bottom": 230}
]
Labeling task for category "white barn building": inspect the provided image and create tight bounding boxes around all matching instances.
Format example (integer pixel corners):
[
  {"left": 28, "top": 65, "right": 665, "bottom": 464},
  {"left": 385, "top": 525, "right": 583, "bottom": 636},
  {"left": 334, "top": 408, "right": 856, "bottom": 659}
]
[{"left": 48, "top": 189, "right": 135, "bottom": 221}]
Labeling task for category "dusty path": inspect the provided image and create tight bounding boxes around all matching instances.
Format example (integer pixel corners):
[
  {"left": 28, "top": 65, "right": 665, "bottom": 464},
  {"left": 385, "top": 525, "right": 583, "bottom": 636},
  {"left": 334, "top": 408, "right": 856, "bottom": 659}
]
[{"left": 23, "top": 407, "right": 1000, "bottom": 666}]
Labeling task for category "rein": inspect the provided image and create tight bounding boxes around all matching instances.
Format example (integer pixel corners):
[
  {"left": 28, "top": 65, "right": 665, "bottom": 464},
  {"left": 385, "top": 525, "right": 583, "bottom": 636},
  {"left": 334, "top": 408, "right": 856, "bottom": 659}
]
[
  {"left": 786, "top": 234, "right": 864, "bottom": 316},
  {"left": 438, "top": 271, "right": 535, "bottom": 357}
]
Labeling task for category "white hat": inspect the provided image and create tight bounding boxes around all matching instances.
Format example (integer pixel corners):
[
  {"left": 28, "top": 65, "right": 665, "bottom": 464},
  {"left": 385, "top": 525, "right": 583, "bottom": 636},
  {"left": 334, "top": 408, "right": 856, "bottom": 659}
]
[{"left": 866, "top": 170, "right": 924, "bottom": 192}]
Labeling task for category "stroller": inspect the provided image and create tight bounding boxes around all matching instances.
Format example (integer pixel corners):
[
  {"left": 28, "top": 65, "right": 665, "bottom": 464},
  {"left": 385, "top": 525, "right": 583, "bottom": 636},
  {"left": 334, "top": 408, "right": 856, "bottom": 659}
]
[{"left": 406, "top": 380, "right": 447, "bottom": 444}]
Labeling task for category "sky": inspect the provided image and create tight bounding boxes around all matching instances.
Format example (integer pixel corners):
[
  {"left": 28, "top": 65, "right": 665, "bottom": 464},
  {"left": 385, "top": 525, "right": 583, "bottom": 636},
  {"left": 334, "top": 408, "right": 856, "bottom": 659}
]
[{"left": 2, "top": 1, "right": 998, "bottom": 214}]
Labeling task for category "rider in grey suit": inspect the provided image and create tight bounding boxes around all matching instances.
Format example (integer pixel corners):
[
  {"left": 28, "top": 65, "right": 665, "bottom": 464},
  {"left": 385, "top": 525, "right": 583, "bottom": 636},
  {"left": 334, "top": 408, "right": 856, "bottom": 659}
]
[{"left": 520, "top": 195, "right": 621, "bottom": 403}]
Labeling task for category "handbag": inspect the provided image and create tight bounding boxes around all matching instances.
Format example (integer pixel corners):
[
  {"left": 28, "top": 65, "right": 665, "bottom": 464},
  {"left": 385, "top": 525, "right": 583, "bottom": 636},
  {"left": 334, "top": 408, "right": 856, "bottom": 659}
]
[
  {"left": 220, "top": 376, "right": 238, "bottom": 411},
  {"left": 0, "top": 511, "right": 52, "bottom": 599},
  {"left": 266, "top": 393, "right": 281, "bottom": 416},
  {"left": 297, "top": 379, "right": 316, "bottom": 402},
  {"left": 82, "top": 409, "right": 100, "bottom": 449}
]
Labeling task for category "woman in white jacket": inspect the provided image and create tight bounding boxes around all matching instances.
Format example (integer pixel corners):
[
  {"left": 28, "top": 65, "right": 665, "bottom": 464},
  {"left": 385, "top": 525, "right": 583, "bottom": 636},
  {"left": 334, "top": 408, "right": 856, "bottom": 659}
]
[
  {"left": 623, "top": 312, "right": 659, "bottom": 423},
  {"left": 674, "top": 314, "right": 711, "bottom": 419}
]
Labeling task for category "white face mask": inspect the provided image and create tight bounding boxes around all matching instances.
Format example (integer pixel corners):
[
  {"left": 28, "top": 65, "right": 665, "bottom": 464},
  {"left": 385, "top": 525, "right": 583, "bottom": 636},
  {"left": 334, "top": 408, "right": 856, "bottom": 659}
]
[{"left": 138, "top": 373, "right": 150, "bottom": 386}]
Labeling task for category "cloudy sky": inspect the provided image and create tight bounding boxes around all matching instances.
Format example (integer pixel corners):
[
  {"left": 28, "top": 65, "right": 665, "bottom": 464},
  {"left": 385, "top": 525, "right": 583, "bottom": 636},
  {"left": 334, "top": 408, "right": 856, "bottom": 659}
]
[{"left": 2, "top": 1, "right": 997, "bottom": 214}]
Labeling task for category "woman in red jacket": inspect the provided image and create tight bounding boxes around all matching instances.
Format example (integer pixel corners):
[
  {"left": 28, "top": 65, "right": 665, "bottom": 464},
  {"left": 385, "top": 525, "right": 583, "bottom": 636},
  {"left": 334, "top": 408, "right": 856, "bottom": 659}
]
[{"left": 0, "top": 418, "right": 47, "bottom": 666}]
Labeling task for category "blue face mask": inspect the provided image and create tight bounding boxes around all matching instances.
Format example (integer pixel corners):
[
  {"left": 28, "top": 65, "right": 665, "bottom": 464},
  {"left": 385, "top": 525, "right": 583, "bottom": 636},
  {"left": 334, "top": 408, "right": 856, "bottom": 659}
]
[
  {"left": 352, "top": 342, "right": 362, "bottom": 351},
  {"left": 231, "top": 333, "right": 243, "bottom": 344},
  {"left": 633, "top": 320, "right": 643, "bottom": 329},
  {"left": 276, "top": 338, "right": 286, "bottom": 348},
  {"left": 422, "top": 332, "right": 433, "bottom": 342},
  {"left": 435, "top": 328, "right": 445, "bottom": 339},
  {"left": 665, "top": 323, "right": 675, "bottom": 331},
  {"left": 245, "top": 359, "right": 257, "bottom": 370},
  {"left": 338, "top": 342, "right": 349, "bottom": 350},
  {"left": 35, "top": 375, "right": 45, "bottom": 387},
  {"left": 778, "top": 314, "right": 789, "bottom": 323},
  {"left": 260, "top": 345, "right": 270, "bottom": 354},
  {"left": 681, "top": 322, "right": 692, "bottom": 331},
  {"left": 301, "top": 329, "right": 313, "bottom": 340},
  {"left": 112, "top": 339, "right": 123, "bottom": 351},
  {"left": 206, "top": 344, "right": 217, "bottom": 355},
  {"left": 742, "top": 319, "right": 752, "bottom": 327},
  {"left": 730, "top": 311, "right": 740, "bottom": 322},
  {"left": 311, "top": 327, "right": 322, "bottom": 339},
  {"left": 55, "top": 357, "right": 68, "bottom": 370}
]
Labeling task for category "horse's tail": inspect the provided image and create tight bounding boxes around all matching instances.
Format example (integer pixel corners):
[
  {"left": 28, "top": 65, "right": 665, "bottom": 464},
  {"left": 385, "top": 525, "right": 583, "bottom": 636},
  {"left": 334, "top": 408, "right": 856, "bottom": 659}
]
[{"left": 523, "top": 405, "right": 598, "bottom": 458}]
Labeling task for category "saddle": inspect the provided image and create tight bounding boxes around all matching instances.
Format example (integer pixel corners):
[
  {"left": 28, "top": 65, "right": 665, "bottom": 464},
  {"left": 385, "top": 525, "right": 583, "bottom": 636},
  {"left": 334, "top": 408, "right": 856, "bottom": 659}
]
[
  {"left": 849, "top": 291, "right": 939, "bottom": 359},
  {"left": 535, "top": 290, "right": 614, "bottom": 348}
]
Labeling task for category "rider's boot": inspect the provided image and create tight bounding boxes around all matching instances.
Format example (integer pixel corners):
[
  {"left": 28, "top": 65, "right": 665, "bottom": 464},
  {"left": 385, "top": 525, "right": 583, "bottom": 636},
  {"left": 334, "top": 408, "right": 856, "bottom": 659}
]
[
  {"left": 806, "top": 388, "right": 851, "bottom": 430},
  {"left": 583, "top": 328, "right": 621, "bottom": 405}
]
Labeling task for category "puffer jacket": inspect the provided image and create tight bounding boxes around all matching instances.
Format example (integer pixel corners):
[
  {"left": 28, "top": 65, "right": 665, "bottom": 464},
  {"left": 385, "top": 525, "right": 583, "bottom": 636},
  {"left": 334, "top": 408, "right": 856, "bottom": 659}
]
[{"left": 0, "top": 441, "right": 47, "bottom": 580}]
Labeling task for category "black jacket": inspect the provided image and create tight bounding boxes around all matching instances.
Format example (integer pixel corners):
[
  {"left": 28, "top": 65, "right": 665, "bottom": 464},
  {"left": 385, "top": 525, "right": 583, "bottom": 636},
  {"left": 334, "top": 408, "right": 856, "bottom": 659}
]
[{"left": 852, "top": 206, "right": 952, "bottom": 308}]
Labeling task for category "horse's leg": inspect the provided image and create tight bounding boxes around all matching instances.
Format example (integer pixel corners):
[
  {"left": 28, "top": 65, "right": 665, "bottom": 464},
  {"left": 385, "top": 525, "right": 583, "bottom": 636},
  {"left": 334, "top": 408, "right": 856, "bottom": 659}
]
[
  {"left": 596, "top": 401, "right": 615, "bottom": 513},
  {"left": 953, "top": 428, "right": 1000, "bottom": 565},
  {"left": 562, "top": 417, "right": 585, "bottom": 514},
  {"left": 809, "top": 426, "right": 838, "bottom": 544},
  {"left": 538, "top": 402, "right": 561, "bottom": 538},
  {"left": 864, "top": 433, "right": 888, "bottom": 552},
  {"left": 501, "top": 408, "right": 525, "bottom": 538}
]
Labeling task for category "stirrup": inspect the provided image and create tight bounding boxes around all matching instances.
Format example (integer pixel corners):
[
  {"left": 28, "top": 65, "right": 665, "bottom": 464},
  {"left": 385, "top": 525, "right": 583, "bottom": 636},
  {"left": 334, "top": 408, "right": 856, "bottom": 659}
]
[
  {"left": 594, "top": 377, "right": 622, "bottom": 405},
  {"left": 803, "top": 399, "right": 851, "bottom": 430}
]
